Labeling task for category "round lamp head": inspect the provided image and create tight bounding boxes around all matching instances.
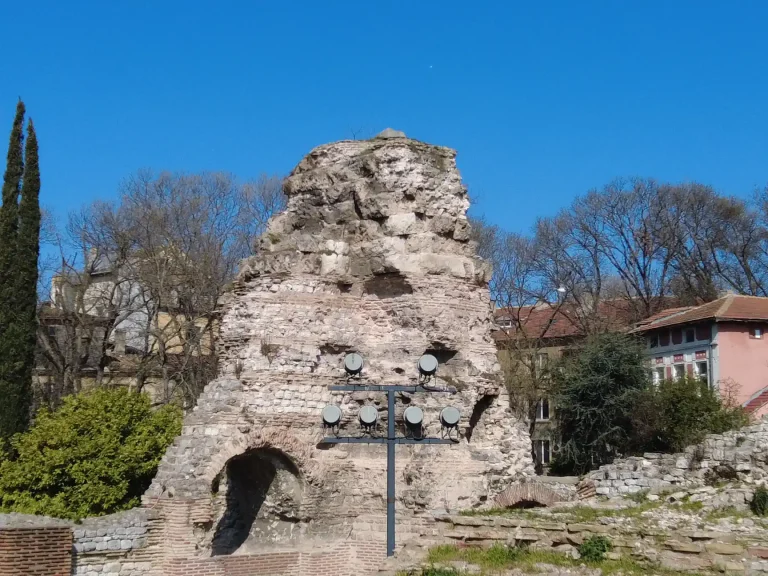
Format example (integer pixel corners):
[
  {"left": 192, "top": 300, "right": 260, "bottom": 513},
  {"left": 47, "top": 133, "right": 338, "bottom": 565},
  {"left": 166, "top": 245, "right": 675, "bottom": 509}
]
[
  {"left": 321, "top": 405, "right": 342, "bottom": 426},
  {"left": 358, "top": 405, "right": 378, "bottom": 426},
  {"left": 440, "top": 406, "right": 461, "bottom": 427},
  {"left": 344, "top": 353, "right": 364, "bottom": 375},
  {"left": 418, "top": 354, "right": 438, "bottom": 375},
  {"left": 403, "top": 406, "right": 424, "bottom": 427}
]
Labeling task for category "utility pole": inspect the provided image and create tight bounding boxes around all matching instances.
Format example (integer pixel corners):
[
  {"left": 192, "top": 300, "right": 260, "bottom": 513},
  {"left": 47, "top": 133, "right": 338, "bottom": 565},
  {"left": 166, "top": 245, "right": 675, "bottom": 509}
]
[{"left": 321, "top": 354, "right": 460, "bottom": 557}]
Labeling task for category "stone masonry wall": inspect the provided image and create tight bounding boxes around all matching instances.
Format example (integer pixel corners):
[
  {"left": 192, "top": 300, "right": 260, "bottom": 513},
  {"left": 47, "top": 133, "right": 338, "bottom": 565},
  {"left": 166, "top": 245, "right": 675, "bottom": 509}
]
[
  {"left": 72, "top": 509, "right": 161, "bottom": 576},
  {"left": 411, "top": 514, "right": 768, "bottom": 575},
  {"left": 583, "top": 419, "right": 768, "bottom": 497},
  {"left": 144, "top": 131, "right": 534, "bottom": 560}
]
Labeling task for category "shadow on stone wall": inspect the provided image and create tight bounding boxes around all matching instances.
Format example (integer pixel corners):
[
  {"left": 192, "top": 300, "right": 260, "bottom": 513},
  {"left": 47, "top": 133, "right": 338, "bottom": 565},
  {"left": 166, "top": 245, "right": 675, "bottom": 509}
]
[{"left": 211, "top": 448, "right": 303, "bottom": 555}]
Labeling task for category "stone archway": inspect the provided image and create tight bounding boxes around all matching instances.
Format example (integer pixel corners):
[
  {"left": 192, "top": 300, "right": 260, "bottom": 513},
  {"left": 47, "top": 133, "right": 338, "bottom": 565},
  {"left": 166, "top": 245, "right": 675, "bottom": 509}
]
[
  {"left": 210, "top": 447, "right": 305, "bottom": 556},
  {"left": 493, "top": 482, "right": 564, "bottom": 509},
  {"left": 200, "top": 427, "right": 319, "bottom": 490}
]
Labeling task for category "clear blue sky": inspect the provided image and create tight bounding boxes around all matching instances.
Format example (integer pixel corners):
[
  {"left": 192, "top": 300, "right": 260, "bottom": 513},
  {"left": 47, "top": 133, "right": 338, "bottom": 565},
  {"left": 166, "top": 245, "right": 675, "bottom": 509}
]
[{"left": 2, "top": 1, "right": 767, "bottom": 233}]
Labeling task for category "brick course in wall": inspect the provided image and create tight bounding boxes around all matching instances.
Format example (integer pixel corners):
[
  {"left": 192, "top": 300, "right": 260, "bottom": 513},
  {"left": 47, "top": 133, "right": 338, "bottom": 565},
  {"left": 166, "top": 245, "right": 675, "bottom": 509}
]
[
  {"left": 163, "top": 541, "right": 385, "bottom": 576},
  {"left": 0, "top": 527, "right": 72, "bottom": 576}
]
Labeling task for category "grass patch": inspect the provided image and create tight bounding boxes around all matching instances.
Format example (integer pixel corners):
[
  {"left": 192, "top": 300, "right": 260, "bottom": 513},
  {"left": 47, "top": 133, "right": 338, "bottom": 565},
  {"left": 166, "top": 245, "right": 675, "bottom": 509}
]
[
  {"left": 626, "top": 489, "right": 650, "bottom": 503},
  {"left": 549, "top": 501, "right": 662, "bottom": 522},
  {"left": 703, "top": 506, "right": 753, "bottom": 522},
  {"left": 460, "top": 501, "right": 664, "bottom": 524},
  {"left": 672, "top": 500, "right": 705, "bottom": 513},
  {"left": 458, "top": 507, "right": 540, "bottom": 519}
]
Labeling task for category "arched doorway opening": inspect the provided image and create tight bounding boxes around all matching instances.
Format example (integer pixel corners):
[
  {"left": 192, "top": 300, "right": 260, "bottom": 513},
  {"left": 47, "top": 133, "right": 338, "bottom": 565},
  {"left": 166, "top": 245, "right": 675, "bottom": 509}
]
[{"left": 211, "top": 447, "right": 304, "bottom": 556}]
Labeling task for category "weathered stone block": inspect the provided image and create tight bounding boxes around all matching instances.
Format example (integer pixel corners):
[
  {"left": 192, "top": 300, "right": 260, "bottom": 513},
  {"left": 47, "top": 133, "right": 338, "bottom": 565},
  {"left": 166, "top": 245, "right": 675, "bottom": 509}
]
[{"left": 706, "top": 543, "right": 745, "bottom": 555}]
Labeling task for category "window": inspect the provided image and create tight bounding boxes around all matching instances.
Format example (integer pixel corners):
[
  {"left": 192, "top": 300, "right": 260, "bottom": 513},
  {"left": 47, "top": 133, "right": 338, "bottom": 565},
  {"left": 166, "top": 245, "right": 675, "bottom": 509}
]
[
  {"left": 496, "top": 318, "right": 512, "bottom": 329},
  {"left": 696, "top": 361, "right": 709, "bottom": 387},
  {"left": 535, "top": 439, "right": 551, "bottom": 465},
  {"left": 652, "top": 368, "right": 664, "bottom": 385},
  {"left": 114, "top": 330, "right": 126, "bottom": 355},
  {"left": 673, "top": 364, "right": 685, "bottom": 381},
  {"left": 536, "top": 353, "right": 549, "bottom": 368},
  {"left": 672, "top": 329, "right": 683, "bottom": 345},
  {"left": 696, "top": 325, "right": 711, "bottom": 340},
  {"left": 659, "top": 331, "right": 670, "bottom": 346},
  {"left": 186, "top": 325, "right": 202, "bottom": 343},
  {"left": 685, "top": 328, "right": 695, "bottom": 343},
  {"left": 649, "top": 335, "right": 658, "bottom": 348},
  {"left": 47, "top": 326, "right": 57, "bottom": 339},
  {"left": 536, "top": 398, "right": 550, "bottom": 421},
  {"left": 751, "top": 327, "right": 763, "bottom": 339}
]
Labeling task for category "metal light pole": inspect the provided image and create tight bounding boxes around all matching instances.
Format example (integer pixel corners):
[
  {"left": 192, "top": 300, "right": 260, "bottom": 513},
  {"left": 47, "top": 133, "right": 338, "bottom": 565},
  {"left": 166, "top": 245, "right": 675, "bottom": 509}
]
[{"left": 320, "top": 355, "right": 460, "bottom": 557}]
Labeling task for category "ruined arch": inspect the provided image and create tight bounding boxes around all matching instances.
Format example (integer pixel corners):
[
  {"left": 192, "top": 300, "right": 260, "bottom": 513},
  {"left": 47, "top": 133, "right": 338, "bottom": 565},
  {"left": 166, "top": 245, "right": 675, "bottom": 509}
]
[
  {"left": 493, "top": 482, "right": 565, "bottom": 509},
  {"left": 211, "top": 447, "right": 304, "bottom": 555},
  {"left": 200, "top": 428, "right": 319, "bottom": 556},
  {"left": 200, "top": 427, "right": 319, "bottom": 489}
]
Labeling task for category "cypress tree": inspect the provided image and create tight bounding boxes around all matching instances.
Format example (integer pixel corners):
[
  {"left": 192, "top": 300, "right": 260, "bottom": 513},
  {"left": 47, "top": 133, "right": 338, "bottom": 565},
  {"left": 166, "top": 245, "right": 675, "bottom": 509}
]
[
  {"left": 0, "top": 101, "right": 24, "bottom": 287},
  {"left": 13, "top": 119, "right": 40, "bottom": 433},
  {"left": 0, "top": 101, "right": 26, "bottom": 440}
]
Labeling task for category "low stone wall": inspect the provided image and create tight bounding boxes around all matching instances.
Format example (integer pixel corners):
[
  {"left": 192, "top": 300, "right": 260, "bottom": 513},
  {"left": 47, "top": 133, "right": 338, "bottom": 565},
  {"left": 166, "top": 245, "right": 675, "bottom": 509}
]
[
  {"left": 0, "top": 514, "right": 72, "bottom": 576},
  {"left": 72, "top": 508, "right": 161, "bottom": 575},
  {"left": 430, "top": 514, "right": 768, "bottom": 573},
  {"left": 583, "top": 420, "right": 768, "bottom": 497}
]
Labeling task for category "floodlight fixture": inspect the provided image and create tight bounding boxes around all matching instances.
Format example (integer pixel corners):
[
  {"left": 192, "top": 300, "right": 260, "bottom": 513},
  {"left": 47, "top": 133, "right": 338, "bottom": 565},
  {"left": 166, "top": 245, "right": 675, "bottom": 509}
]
[
  {"left": 321, "top": 405, "right": 342, "bottom": 427},
  {"left": 344, "top": 352, "right": 364, "bottom": 376},
  {"left": 403, "top": 406, "right": 423, "bottom": 427},
  {"left": 417, "top": 354, "right": 438, "bottom": 376},
  {"left": 440, "top": 406, "right": 460, "bottom": 428},
  {"left": 358, "top": 405, "right": 378, "bottom": 428}
]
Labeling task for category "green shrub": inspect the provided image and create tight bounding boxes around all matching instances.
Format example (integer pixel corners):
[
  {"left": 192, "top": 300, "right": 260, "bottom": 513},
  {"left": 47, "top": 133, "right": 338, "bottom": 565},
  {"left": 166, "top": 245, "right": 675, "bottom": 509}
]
[
  {"left": 751, "top": 486, "right": 768, "bottom": 516},
  {"left": 578, "top": 535, "right": 612, "bottom": 563},
  {"left": 552, "top": 334, "right": 749, "bottom": 475},
  {"left": 550, "top": 333, "right": 649, "bottom": 475},
  {"left": 0, "top": 388, "right": 182, "bottom": 519},
  {"left": 635, "top": 376, "right": 748, "bottom": 453}
]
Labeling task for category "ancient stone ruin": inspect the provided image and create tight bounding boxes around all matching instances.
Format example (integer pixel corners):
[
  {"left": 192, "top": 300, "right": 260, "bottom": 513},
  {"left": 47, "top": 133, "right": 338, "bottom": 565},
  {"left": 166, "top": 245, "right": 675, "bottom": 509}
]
[
  {"left": 126, "top": 130, "right": 530, "bottom": 573},
  {"left": 0, "top": 131, "right": 533, "bottom": 576}
]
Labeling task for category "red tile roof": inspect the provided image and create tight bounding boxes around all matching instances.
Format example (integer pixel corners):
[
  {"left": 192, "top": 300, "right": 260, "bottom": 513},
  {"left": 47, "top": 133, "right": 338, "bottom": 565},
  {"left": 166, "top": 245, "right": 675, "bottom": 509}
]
[
  {"left": 493, "top": 299, "right": 643, "bottom": 341},
  {"left": 744, "top": 386, "right": 768, "bottom": 414},
  {"left": 632, "top": 295, "right": 768, "bottom": 332}
]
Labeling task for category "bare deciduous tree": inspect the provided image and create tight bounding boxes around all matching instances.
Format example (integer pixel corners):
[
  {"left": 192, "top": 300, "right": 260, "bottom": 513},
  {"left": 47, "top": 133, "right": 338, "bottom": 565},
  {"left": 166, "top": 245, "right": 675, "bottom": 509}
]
[
  {"left": 473, "top": 218, "right": 564, "bottom": 470},
  {"left": 36, "top": 171, "right": 286, "bottom": 409}
]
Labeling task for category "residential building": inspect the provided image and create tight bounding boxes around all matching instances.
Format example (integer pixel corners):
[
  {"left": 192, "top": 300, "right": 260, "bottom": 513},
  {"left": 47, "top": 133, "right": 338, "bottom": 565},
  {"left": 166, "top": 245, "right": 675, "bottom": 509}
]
[
  {"left": 36, "top": 250, "right": 216, "bottom": 406},
  {"left": 492, "top": 298, "right": 642, "bottom": 471},
  {"left": 632, "top": 294, "right": 768, "bottom": 417}
]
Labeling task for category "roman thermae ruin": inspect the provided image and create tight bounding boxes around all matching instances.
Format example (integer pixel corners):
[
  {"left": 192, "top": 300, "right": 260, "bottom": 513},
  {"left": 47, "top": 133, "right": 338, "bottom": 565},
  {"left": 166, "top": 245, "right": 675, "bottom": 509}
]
[
  {"left": 144, "top": 128, "right": 533, "bottom": 556},
  {"left": 0, "top": 130, "right": 535, "bottom": 576}
]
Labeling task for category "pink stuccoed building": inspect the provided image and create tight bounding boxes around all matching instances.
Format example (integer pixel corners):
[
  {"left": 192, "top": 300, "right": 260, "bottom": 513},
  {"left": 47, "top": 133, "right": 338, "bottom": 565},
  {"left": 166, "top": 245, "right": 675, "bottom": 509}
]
[{"left": 633, "top": 294, "right": 768, "bottom": 417}]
